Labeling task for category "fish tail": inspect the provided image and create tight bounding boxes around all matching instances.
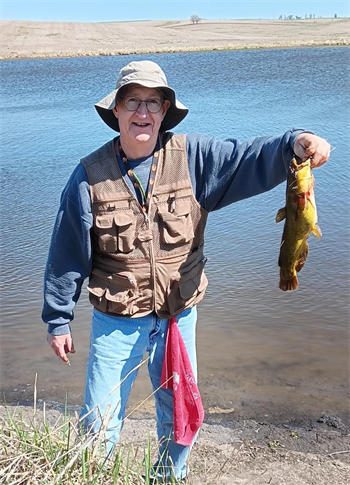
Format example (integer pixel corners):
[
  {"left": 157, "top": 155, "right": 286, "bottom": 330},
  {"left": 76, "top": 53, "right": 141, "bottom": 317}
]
[{"left": 279, "top": 273, "right": 299, "bottom": 291}]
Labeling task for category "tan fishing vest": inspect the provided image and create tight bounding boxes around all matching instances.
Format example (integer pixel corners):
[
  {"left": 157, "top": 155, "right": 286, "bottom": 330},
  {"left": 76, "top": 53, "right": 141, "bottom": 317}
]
[{"left": 81, "top": 132, "right": 209, "bottom": 319}]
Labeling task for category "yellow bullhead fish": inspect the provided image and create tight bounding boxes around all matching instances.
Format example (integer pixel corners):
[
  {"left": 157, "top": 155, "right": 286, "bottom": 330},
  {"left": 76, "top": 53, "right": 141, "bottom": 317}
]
[{"left": 276, "top": 157, "right": 322, "bottom": 291}]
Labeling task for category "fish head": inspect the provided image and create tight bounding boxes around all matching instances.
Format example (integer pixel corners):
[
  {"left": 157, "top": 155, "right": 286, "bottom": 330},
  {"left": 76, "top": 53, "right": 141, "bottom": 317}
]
[{"left": 288, "top": 158, "right": 313, "bottom": 194}]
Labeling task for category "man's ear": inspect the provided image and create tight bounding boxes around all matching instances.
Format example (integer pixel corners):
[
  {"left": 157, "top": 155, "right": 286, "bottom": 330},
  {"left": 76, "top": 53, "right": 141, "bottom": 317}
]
[
  {"left": 112, "top": 106, "right": 118, "bottom": 118},
  {"left": 162, "top": 99, "right": 171, "bottom": 117}
]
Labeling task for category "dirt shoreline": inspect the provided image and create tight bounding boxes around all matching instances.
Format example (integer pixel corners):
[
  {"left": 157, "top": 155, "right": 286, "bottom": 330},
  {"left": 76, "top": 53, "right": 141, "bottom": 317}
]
[
  {"left": 1, "top": 18, "right": 349, "bottom": 60},
  {"left": 1, "top": 403, "right": 349, "bottom": 484}
]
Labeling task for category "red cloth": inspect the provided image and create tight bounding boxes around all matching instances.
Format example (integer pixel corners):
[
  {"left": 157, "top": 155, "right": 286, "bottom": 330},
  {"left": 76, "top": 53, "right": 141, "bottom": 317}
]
[{"left": 161, "top": 317, "right": 204, "bottom": 446}]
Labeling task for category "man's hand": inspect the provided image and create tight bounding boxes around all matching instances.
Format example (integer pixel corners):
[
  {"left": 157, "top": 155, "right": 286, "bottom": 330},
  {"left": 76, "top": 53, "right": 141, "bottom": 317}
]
[
  {"left": 294, "top": 133, "right": 331, "bottom": 168},
  {"left": 47, "top": 333, "right": 75, "bottom": 364}
]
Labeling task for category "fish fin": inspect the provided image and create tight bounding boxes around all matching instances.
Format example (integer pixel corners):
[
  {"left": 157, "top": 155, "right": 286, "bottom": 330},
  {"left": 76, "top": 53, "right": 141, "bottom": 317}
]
[
  {"left": 295, "top": 241, "right": 309, "bottom": 273},
  {"left": 276, "top": 207, "right": 286, "bottom": 223},
  {"left": 312, "top": 224, "right": 322, "bottom": 238},
  {"left": 279, "top": 274, "right": 298, "bottom": 291}
]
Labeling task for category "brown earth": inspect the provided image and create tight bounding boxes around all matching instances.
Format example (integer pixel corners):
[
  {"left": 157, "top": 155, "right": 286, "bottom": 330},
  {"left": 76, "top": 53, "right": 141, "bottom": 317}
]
[
  {"left": 0, "top": 18, "right": 349, "bottom": 60},
  {"left": 1, "top": 404, "right": 349, "bottom": 484}
]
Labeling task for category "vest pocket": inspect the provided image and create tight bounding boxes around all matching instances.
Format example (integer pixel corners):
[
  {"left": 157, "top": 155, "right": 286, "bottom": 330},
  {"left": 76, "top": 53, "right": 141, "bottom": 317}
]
[
  {"left": 95, "top": 215, "right": 117, "bottom": 252},
  {"left": 95, "top": 210, "right": 135, "bottom": 253},
  {"left": 87, "top": 267, "right": 139, "bottom": 315},
  {"left": 166, "top": 257, "right": 208, "bottom": 315},
  {"left": 157, "top": 198, "right": 194, "bottom": 244},
  {"left": 114, "top": 210, "right": 135, "bottom": 253}
]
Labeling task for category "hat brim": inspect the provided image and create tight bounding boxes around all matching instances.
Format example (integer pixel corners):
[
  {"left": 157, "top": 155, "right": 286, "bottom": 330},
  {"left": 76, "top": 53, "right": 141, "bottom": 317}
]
[{"left": 94, "top": 82, "right": 188, "bottom": 132}]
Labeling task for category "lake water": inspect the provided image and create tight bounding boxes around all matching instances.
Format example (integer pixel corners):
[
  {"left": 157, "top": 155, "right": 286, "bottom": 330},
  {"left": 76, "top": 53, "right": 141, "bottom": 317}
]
[{"left": 1, "top": 47, "right": 349, "bottom": 424}]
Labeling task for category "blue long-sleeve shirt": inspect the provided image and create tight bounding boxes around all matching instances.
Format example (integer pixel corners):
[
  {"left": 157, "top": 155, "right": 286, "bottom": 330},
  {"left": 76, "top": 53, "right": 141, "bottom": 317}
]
[{"left": 42, "top": 129, "right": 303, "bottom": 335}]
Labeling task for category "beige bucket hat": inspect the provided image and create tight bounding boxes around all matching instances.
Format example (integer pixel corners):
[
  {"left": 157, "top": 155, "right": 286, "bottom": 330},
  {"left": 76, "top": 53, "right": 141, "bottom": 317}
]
[{"left": 95, "top": 60, "right": 188, "bottom": 132}]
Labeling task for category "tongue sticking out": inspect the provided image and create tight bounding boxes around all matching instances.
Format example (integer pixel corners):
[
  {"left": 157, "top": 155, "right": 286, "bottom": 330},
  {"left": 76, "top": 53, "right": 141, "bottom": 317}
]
[
  {"left": 133, "top": 122, "right": 151, "bottom": 141},
  {"left": 136, "top": 134, "right": 151, "bottom": 141}
]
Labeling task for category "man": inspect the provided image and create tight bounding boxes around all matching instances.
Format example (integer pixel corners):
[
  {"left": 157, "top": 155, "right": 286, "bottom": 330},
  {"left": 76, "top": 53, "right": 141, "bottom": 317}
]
[{"left": 43, "top": 60, "right": 330, "bottom": 483}]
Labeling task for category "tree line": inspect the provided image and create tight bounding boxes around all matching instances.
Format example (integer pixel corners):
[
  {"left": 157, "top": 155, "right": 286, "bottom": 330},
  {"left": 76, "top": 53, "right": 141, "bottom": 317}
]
[
  {"left": 279, "top": 14, "right": 339, "bottom": 19},
  {"left": 190, "top": 13, "right": 341, "bottom": 24}
]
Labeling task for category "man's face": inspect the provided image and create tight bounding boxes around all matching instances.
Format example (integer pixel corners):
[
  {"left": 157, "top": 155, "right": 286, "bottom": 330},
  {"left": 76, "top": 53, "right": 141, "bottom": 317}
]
[{"left": 113, "top": 85, "right": 170, "bottom": 150}]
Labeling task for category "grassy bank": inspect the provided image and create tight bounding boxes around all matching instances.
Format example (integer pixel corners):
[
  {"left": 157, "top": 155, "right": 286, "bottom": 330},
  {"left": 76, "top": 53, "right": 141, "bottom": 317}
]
[
  {"left": 0, "top": 405, "right": 350, "bottom": 485},
  {"left": 0, "top": 370, "right": 182, "bottom": 484},
  {"left": 1, "top": 18, "right": 349, "bottom": 60},
  {"left": 1, "top": 401, "right": 350, "bottom": 485},
  {"left": 1, "top": 38, "right": 349, "bottom": 61},
  {"left": 1, "top": 371, "right": 349, "bottom": 484},
  {"left": 0, "top": 403, "right": 178, "bottom": 485}
]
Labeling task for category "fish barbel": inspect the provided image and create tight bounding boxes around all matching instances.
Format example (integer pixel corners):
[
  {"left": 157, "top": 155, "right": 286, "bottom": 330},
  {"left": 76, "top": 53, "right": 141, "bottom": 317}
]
[{"left": 276, "top": 157, "right": 322, "bottom": 291}]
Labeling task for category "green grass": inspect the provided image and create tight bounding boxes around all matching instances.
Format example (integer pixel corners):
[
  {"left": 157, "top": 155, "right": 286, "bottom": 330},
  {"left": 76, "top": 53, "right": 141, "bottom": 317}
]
[
  {"left": 0, "top": 371, "right": 184, "bottom": 484},
  {"left": 0, "top": 404, "right": 186, "bottom": 484}
]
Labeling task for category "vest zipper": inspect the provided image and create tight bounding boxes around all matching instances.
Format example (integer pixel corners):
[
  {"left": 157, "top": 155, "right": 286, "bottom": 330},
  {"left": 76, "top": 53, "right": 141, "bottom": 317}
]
[
  {"left": 96, "top": 197, "right": 133, "bottom": 203},
  {"left": 152, "top": 184, "right": 192, "bottom": 198},
  {"left": 146, "top": 207, "right": 157, "bottom": 313},
  {"left": 96, "top": 196, "right": 133, "bottom": 211},
  {"left": 116, "top": 274, "right": 135, "bottom": 287}
]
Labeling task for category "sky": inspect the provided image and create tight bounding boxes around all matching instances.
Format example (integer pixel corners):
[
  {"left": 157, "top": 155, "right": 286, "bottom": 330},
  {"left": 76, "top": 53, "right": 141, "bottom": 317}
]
[{"left": 0, "top": 0, "right": 349, "bottom": 23}]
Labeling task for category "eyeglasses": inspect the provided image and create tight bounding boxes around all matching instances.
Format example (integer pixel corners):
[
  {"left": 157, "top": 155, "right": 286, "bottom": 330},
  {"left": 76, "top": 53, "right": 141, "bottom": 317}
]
[{"left": 121, "top": 96, "right": 164, "bottom": 113}]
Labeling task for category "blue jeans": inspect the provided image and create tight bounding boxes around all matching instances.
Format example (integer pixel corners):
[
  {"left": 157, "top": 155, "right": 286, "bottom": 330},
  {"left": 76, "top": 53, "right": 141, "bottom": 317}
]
[{"left": 79, "top": 306, "right": 198, "bottom": 481}]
